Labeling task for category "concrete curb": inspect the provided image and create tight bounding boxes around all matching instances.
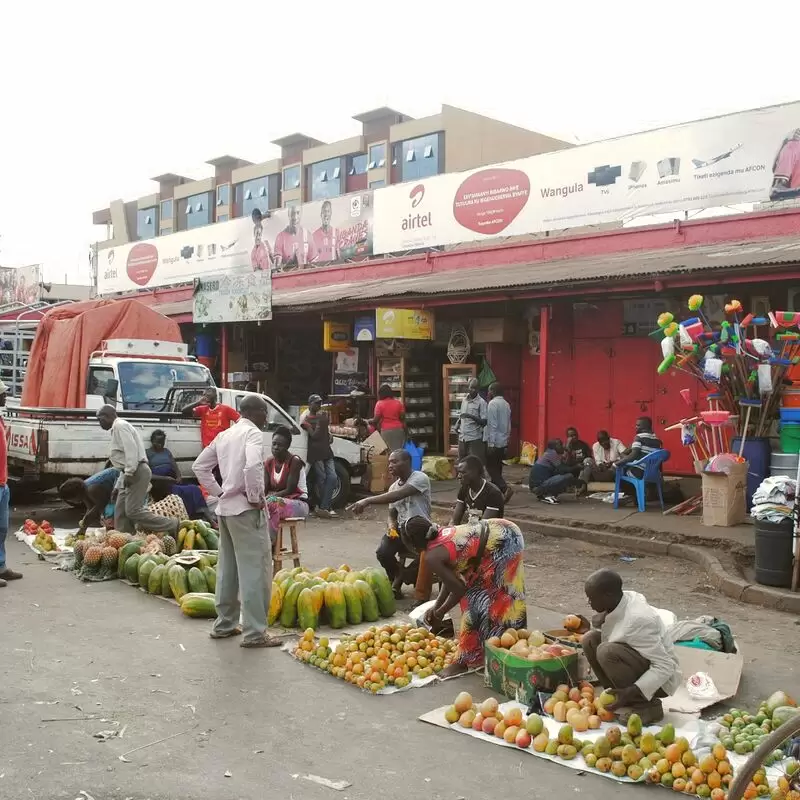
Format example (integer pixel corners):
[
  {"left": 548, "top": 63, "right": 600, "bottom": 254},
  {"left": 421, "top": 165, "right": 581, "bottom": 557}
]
[{"left": 431, "top": 502, "right": 800, "bottom": 615}]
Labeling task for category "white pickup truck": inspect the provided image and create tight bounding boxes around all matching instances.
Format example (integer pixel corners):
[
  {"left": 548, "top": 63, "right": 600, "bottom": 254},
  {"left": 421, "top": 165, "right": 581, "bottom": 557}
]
[{"left": 5, "top": 339, "right": 366, "bottom": 506}]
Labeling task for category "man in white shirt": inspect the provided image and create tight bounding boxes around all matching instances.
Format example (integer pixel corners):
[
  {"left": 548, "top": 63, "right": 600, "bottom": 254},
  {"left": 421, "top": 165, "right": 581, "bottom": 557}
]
[
  {"left": 485, "top": 382, "right": 513, "bottom": 501},
  {"left": 193, "top": 395, "right": 280, "bottom": 648},
  {"left": 579, "top": 430, "right": 627, "bottom": 488},
  {"left": 97, "top": 406, "right": 178, "bottom": 536},
  {"left": 580, "top": 569, "right": 681, "bottom": 725},
  {"left": 455, "top": 378, "right": 487, "bottom": 463}
]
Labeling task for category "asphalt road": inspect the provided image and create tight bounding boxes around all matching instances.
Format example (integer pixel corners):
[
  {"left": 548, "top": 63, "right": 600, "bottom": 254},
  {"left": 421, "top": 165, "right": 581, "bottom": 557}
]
[{"left": 2, "top": 501, "right": 797, "bottom": 800}]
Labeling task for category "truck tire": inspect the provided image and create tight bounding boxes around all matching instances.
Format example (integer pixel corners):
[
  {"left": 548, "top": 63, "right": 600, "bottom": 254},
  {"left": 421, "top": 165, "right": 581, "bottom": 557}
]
[{"left": 330, "top": 460, "right": 351, "bottom": 509}]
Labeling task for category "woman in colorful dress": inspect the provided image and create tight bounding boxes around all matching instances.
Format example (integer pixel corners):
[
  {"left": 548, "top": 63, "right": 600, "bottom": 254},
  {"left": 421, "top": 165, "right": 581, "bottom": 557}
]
[
  {"left": 404, "top": 516, "right": 527, "bottom": 678},
  {"left": 264, "top": 426, "right": 309, "bottom": 554}
]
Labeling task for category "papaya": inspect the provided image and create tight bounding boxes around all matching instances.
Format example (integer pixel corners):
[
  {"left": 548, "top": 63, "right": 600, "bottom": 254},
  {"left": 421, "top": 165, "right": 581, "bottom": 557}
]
[
  {"left": 178, "top": 519, "right": 195, "bottom": 532},
  {"left": 279, "top": 581, "right": 304, "bottom": 627},
  {"left": 274, "top": 569, "right": 290, "bottom": 584},
  {"left": 202, "top": 565, "right": 216, "bottom": 592},
  {"left": 195, "top": 533, "right": 208, "bottom": 550},
  {"left": 364, "top": 568, "right": 396, "bottom": 617},
  {"left": 203, "top": 529, "right": 219, "bottom": 550},
  {"left": 326, "top": 571, "right": 343, "bottom": 582},
  {"left": 124, "top": 553, "right": 141, "bottom": 584},
  {"left": 184, "top": 530, "right": 196, "bottom": 551},
  {"left": 187, "top": 567, "right": 208, "bottom": 593},
  {"left": 195, "top": 555, "right": 211, "bottom": 570},
  {"left": 168, "top": 564, "right": 189, "bottom": 600},
  {"left": 180, "top": 594, "right": 217, "bottom": 618},
  {"left": 161, "top": 563, "right": 173, "bottom": 598},
  {"left": 353, "top": 579, "right": 379, "bottom": 622},
  {"left": 315, "top": 567, "right": 333, "bottom": 580},
  {"left": 290, "top": 566, "right": 304, "bottom": 577},
  {"left": 323, "top": 583, "right": 347, "bottom": 629},
  {"left": 176, "top": 527, "right": 187, "bottom": 550},
  {"left": 279, "top": 575, "right": 295, "bottom": 597},
  {"left": 297, "top": 588, "right": 319, "bottom": 630},
  {"left": 342, "top": 582, "right": 363, "bottom": 625},
  {"left": 267, "top": 582, "right": 283, "bottom": 626},
  {"left": 204, "top": 552, "right": 218, "bottom": 566},
  {"left": 117, "top": 540, "right": 143, "bottom": 578},
  {"left": 310, "top": 584, "right": 325, "bottom": 614},
  {"left": 148, "top": 564, "right": 166, "bottom": 595},
  {"left": 138, "top": 558, "right": 157, "bottom": 589},
  {"left": 338, "top": 563, "right": 351, "bottom": 572}
]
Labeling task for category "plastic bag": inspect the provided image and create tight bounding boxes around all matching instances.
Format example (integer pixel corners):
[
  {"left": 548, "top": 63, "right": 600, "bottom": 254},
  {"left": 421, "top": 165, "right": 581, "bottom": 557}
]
[
  {"left": 686, "top": 671, "right": 719, "bottom": 700},
  {"left": 478, "top": 357, "right": 497, "bottom": 388},
  {"left": 519, "top": 441, "right": 537, "bottom": 466},
  {"left": 703, "top": 356, "right": 722, "bottom": 383},
  {"left": 758, "top": 363, "right": 773, "bottom": 394}
]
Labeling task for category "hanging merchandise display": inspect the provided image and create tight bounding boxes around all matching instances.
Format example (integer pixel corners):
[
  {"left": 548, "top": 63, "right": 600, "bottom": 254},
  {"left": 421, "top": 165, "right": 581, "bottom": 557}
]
[{"left": 447, "top": 325, "right": 470, "bottom": 364}]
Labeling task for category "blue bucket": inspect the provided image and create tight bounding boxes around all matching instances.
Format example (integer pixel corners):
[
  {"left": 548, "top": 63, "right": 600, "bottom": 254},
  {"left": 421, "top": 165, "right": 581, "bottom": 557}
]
[{"left": 404, "top": 440, "right": 424, "bottom": 472}]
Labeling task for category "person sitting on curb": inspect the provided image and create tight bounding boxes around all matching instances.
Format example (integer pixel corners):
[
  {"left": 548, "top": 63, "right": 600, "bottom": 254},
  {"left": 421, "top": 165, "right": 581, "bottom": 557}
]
[
  {"left": 528, "top": 440, "right": 579, "bottom": 504},
  {"left": 450, "top": 455, "right": 505, "bottom": 525},
  {"left": 579, "top": 430, "right": 627, "bottom": 490},
  {"left": 579, "top": 568, "right": 681, "bottom": 726}
]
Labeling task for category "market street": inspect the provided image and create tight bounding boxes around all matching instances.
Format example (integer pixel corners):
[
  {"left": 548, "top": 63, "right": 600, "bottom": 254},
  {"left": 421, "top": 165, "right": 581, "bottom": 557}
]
[{"left": 2, "top": 503, "right": 798, "bottom": 800}]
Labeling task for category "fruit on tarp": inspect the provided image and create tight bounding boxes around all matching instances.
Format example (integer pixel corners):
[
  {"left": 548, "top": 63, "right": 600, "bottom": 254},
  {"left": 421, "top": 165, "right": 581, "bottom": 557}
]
[
  {"left": 657, "top": 723, "right": 675, "bottom": 744},
  {"left": 773, "top": 706, "right": 800, "bottom": 727},
  {"left": 342, "top": 583, "right": 363, "bottom": 625},
  {"left": 353, "top": 579, "right": 379, "bottom": 622},
  {"left": 98, "top": 546, "right": 118, "bottom": 578},
  {"left": 627, "top": 713, "right": 642, "bottom": 737},
  {"left": 168, "top": 564, "right": 189, "bottom": 600},
  {"left": 107, "top": 532, "right": 129, "bottom": 550},
  {"left": 180, "top": 593, "right": 217, "bottom": 618},
  {"left": 280, "top": 582, "right": 304, "bottom": 628},
  {"left": 267, "top": 583, "right": 283, "bottom": 626},
  {"left": 364, "top": 568, "right": 396, "bottom": 617},
  {"left": 766, "top": 691, "right": 797, "bottom": 716},
  {"left": 297, "top": 588, "right": 319, "bottom": 630},
  {"left": 138, "top": 558, "right": 157, "bottom": 589},
  {"left": 323, "top": 583, "right": 347, "bottom": 629},
  {"left": 73, "top": 539, "right": 88, "bottom": 570}
]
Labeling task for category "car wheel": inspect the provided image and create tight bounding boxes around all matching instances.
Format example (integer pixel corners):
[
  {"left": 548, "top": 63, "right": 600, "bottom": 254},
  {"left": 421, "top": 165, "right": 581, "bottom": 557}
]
[{"left": 330, "top": 460, "right": 351, "bottom": 509}]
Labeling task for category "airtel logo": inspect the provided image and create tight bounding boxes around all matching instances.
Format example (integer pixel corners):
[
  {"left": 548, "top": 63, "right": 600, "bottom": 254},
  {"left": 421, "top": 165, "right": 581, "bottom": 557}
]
[
  {"left": 409, "top": 184, "right": 425, "bottom": 208},
  {"left": 402, "top": 184, "right": 432, "bottom": 232}
]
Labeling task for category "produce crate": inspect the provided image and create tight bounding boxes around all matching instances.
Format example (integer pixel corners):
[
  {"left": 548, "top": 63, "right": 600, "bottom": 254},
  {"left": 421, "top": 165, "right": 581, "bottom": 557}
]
[
  {"left": 484, "top": 642, "right": 578, "bottom": 704},
  {"left": 544, "top": 628, "right": 585, "bottom": 648}
]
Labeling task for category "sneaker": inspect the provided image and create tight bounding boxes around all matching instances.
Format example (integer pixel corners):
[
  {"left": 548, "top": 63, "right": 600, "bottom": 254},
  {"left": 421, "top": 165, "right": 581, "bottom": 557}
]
[
  {"left": 539, "top": 495, "right": 559, "bottom": 505},
  {"left": 0, "top": 577, "right": 6, "bottom": 587},
  {"left": 314, "top": 509, "right": 331, "bottom": 519},
  {"left": 327, "top": 510, "right": 339, "bottom": 519},
  {"left": 0, "top": 568, "right": 22, "bottom": 580}
]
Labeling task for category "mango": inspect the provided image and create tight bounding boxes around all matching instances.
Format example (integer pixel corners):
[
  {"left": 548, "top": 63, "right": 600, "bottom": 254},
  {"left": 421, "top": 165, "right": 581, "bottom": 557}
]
[
  {"left": 657, "top": 723, "right": 675, "bottom": 744},
  {"left": 599, "top": 690, "right": 617, "bottom": 707},
  {"left": 611, "top": 761, "right": 628, "bottom": 778},
  {"left": 628, "top": 764, "right": 644, "bottom": 781},
  {"left": 640, "top": 732, "right": 658, "bottom": 755},
  {"left": 557, "top": 744, "right": 578, "bottom": 760},
  {"left": 545, "top": 739, "right": 559, "bottom": 756},
  {"left": 627, "top": 713, "right": 642, "bottom": 737},
  {"left": 584, "top": 754, "right": 598, "bottom": 769},
  {"left": 596, "top": 757, "right": 613, "bottom": 773},
  {"left": 532, "top": 732, "right": 549, "bottom": 752},
  {"left": 606, "top": 725, "right": 622, "bottom": 746},
  {"left": 594, "top": 735, "right": 611, "bottom": 758},
  {"left": 444, "top": 705, "right": 459, "bottom": 724},
  {"left": 525, "top": 713, "right": 544, "bottom": 736},
  {"left": 622, "top": 745, "right": 639, "bottom": 766},
  {"left": 557, "top": 725, "right": 573, "bottom": 745}
]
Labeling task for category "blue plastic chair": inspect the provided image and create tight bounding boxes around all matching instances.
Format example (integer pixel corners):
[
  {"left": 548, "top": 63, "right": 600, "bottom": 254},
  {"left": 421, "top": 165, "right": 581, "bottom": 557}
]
[{"left": 613, "top": 450, "right": 671, "bottom": 512}]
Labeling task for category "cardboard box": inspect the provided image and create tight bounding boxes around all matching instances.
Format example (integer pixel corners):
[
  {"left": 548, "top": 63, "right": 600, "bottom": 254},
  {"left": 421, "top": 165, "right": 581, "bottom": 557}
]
[
  {"left": 362, "top": 430, "right": 389, "bottom": 456},
  {"left": 367, "top": 454, "right": 391, "bottom": 493},
  {"left": 701, "top": 461, "right": 747, "bottom": 527},
  {"left": 484, "top": 642, "right": 578, "bottom": 703},
  {"left": 472, "top": 318, "right": 525, "bottom": 344}
]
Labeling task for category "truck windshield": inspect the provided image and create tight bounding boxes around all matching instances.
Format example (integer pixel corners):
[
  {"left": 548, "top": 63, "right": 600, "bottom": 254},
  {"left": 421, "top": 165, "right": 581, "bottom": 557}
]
[{"left": 117, "top": 361, "right": 212, "bottom": 410}]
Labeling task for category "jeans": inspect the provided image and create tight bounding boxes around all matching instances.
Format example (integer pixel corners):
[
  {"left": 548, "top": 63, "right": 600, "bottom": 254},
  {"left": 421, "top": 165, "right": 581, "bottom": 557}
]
[
  {"left": 311, "top": 458, "right": 337, "bottom": 511},
  {"left": 486, "top": 446, "right": 507, "bottom": 491},
  {"left": 0, "top": 484, "right": 9, "bottom": 569},
  {"left": 529, "top": 471, "right": 576, "bottom": 498}
]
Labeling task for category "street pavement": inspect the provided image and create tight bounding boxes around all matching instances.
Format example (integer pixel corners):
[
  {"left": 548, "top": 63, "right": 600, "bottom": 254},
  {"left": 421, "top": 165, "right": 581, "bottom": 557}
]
[{"left": 2, "top": 501, "right": 798, "bottom": 800}]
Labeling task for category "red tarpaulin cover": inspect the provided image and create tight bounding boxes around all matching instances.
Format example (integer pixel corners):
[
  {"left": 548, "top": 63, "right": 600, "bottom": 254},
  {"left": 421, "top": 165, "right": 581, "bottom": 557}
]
[{"left": 21, "top": 299, "right": 183, "bottom": 408}]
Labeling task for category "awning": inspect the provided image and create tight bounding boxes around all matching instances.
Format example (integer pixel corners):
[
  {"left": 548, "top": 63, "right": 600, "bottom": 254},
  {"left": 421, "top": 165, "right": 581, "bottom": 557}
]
[{"left": 271, "top": 234, "right": 800, "bottom": 309}]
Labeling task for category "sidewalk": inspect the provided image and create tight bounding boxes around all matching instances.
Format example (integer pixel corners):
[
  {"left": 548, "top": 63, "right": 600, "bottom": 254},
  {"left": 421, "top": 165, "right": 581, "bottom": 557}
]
[{"left": 429, "top": 465, "right": 755, "bottom": 551}]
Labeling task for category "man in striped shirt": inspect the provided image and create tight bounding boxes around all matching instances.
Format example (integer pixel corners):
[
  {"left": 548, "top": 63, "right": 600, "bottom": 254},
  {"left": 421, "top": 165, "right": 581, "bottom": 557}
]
[{"left": 615, "top": 417, "right": 663, "bottom": 479}]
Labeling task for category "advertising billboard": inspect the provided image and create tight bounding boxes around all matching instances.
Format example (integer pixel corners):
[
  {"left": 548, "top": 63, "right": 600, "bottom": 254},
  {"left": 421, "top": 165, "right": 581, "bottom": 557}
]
[
  {"left": 373, "top": 101, "right": 800, "bottom": 254},
  {"left": 97, "top": 191, "right": 373, "bottom": 295},
  {"left": 375, "top": 308, "right": 434, "bottom": 340},
  {"left": 0, "top": 264, "right": 40, "bottom": 305},
  {"left": 192, "top": 271, "right": 272, "bottom": 323}
]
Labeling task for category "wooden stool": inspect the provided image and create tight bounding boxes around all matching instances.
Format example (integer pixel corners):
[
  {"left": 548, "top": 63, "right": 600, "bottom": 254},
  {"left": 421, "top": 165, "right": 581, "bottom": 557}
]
[{"left": 273, "top": 517, "right": 304, "bottom": 572}]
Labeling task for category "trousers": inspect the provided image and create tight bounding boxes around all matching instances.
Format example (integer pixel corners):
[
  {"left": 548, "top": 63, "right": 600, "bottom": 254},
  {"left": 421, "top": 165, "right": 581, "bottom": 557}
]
[
  {"left": 311, "top": 458, "right": 336, "bottom": 511},
  {"left": 115, "top": 463, "right": 179, "bottom": 535},
  {"left": 213, "top": 508, "right": 272, "bottom": 643},
  {"left": 486, "top": 446, "right": 507, "bottom": 491},
  {"left": 0, "top": 484, "right": 9, "bottom": 569},
  {"left": 376, "top": 530, "right": 418, "bottom": 585},
  {"left": 458, "top": 439, "right": 486, "bottom": 463}
]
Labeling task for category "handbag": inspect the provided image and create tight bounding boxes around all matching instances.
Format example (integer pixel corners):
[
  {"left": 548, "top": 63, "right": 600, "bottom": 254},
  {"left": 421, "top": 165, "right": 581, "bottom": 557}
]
[{"left": 463, "top": 520, "right": 491, "bottom": 585}]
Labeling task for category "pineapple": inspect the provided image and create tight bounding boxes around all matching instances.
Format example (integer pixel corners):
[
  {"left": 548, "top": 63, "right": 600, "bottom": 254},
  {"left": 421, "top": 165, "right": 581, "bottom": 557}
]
[
  {"left": 99, "top": 546, "right": 118, "bottom": 577},
  {"left": 73, "top": 539, "right": 88, "bottom": 570},
  {"left": 83, "top": 545, "right": 103, "bottom": 574},
  {"left": 162, "top": 535, "right": 177, "bottom": 556},
  {"left": 107, "top": 532, "right": 129, "bottom": 550}
]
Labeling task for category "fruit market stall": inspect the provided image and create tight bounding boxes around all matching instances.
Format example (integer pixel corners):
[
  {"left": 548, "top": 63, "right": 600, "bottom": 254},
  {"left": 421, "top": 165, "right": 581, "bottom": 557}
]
[
  {"left": 420, "top": 689, "right": 800, "bottom": 794},
  {"left": 15, "top": 519, "right": 74, "bottom": 565}
]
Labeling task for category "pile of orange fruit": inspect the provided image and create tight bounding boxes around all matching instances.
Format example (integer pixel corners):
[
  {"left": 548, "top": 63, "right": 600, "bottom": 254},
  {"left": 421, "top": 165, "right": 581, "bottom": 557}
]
[
  {"left": 645, "top": 741, "right": 735, "bottom": 796},
  {"left": 293, "top": 624, "right": 456, "bottom": 693}
]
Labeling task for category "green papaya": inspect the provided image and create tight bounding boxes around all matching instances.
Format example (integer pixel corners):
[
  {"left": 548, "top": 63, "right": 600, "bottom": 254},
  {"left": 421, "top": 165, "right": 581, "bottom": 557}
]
[
  {"left": 148, "top": 564, "right": 166, "bottom": 595},
  {"left": 279, "top": 581, "right": 305, "bottom": 627},
  {"left": 161, "top": 563, "right": 173, "bottom": 598},
  {"left": 202, "top": 565, "right": 216, "bottom": 592},
  {"left": 364, "top": 568, "right": 396, "bottom": 617},
  {"left": 353, "top": 580, "right": 379, "bottom": 622},
  {"left": 297, "top": 588, "right": 319, "bottom": 630},
  {"left": 187, "top": 567, "right": 208, "bottom": 594},
  {"left": 138, "top": 558, "right": 157, "bottom": 589},
  {"left": 124, "top": 553, "right": 141, "bottom": 584},
  {"left": 323, "top": 583, "right": 347, "bottom": 629},
  {"left": 117, "top": 540, "right": 143, "bottom": 578},
  {"left": 342, "top": 582, "right": 363, "bottom": 625},
  {"left": 168, "top": 564, "right": 189, "bottom": 601}
]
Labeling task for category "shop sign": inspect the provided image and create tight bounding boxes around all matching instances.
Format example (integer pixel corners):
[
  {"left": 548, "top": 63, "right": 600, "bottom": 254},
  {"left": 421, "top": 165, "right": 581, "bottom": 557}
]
[
  {"left": 354, "top": 314, "right": 376, "bottom": 341},
  {"left": 192, "top": 270, "right": 272, "bottom": 323},
  {"left": 323, "top": 320, "right": 351, "bottom": 351},
  {"left": 375, "top": 307, "right": 434, "bottom": 340},
  {"left": 373, "top": 101, "right": 800, "bottom": 254},
  {"left": 97, "top": 192, "right": 374, "bottom": 295}
]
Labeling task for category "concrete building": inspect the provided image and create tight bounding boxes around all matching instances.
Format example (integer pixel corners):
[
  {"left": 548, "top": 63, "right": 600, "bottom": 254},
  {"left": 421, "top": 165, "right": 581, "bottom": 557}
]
[{"left": 92, "top": 104, "right": 571, "bottom": 251}]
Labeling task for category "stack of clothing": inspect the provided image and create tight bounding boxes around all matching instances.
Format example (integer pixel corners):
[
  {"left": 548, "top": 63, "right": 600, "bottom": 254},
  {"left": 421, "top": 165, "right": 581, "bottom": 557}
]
[
  {"left": 751, "top": 475, "right": 796, "bottom": 524},
  {"left": 668, "top": 615, "right": 736, "bottom": 653}
]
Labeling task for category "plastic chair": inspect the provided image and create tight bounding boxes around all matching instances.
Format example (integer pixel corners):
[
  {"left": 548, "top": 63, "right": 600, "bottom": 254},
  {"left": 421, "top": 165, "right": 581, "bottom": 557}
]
[{"left": 613, "top": 450, "right": 671, "bottom": 512}]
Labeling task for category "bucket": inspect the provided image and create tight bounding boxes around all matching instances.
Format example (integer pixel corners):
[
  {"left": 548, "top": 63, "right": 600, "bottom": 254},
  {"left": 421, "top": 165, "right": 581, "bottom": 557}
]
[
  {"left": 754, "top": 518, "right": 794, "bottom": 588},
  {"left": 770, "top": 452, "right": 800, "bottom": 479},
  {"left": 780, "top": 406, "right": 800, "bottom": 423},
  {"left": 730, "top": 437, "right": 771, "bottom": 511},
  {"left": 780, "top": 424, "right": 800, "bottom": 454},
  {"left": 783, "top": 388, "right": 800, "bottom": 408},
  {"left": 195, "top": 333, "right": 216, "bottom": 358}
]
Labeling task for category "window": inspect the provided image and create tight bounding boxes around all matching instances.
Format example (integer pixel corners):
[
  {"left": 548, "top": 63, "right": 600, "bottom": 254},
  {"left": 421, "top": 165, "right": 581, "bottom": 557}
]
[
  {"left": 217, "top": 214, "right": 229, "bottom": 223},
  {"left": 401, "top": 133, "right": 442, "bottom": 181},
  {"left": 160, "top": 199, "right": 173, "bottom": 220},
  {"left": 283, "top": 164, "right": 301, "bottom": 190},
  {"left": 87, "top": 366, "right": 115, "bottom": 397},
  {"left": 310, "top": 157, "right": 342, "bottom": 201},
  {"left": 216, "top": 183, "right": 230, "bottom": 207},
  {"left": 183, "top": 192, "right": 212, "bottom": 230},
  {"left": 136, "top": 207, "right": 158, "bottom": 240},
  {"left": 348, "top": 153, "right": 368, "bottom": 176},
  {"left": 117, "top": 361, "right": 212, "bottom": 410},
  {"left": 236, "top": 175, "right": 278, "bottom": 218},
  {"left": 368, "top": 143, "right": 386, "bottom": 170},
  {"left": 369, "top": 180, "right": 386, "bottom": 189},
  {"left": 232, "top": 393, "right": 297, "bottom": 432}
]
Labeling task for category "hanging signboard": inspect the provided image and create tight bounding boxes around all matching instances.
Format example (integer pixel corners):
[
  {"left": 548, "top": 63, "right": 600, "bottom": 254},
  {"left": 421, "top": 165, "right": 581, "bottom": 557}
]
[
  {"left": 192, "top": 271, "right": 272, "bottom": 323},
  {"left": 373, "top": 101, "right": 800, "bottom": 254},
  {"left": 97, "top": 192, "right": 374, "bottom": 295},
  {"left": 375, "top": 308, "right": 434, "bottom": 340}
]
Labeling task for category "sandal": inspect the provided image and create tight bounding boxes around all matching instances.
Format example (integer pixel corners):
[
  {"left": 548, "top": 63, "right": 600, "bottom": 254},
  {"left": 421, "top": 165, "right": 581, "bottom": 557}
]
[
  {"left": 240, "top": 635, "right": 282, "bottom": 648},
  {"left": 209, "top": 627, "right": 242, "bottom": 639}
]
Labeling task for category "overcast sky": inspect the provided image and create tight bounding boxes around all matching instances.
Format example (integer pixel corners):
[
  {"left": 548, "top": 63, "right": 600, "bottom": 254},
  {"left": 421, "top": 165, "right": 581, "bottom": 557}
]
[{"left": 1, "top": 1, "right": 798, "bottom": 283}]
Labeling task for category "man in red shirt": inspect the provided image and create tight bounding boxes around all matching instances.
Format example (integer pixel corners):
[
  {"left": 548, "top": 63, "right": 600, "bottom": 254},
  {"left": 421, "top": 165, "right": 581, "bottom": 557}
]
[
  {"left": 312, "top": 200, "right": 339, "bottom": 263},
  {"left": 0, "top": 380, "right": 22, "bottom": 586},
  {"left": 273, "top": 205, "right": 317, "bottom": 271},
  {"left": 182, "top": 388, "right": 241, "bottom": 449}
]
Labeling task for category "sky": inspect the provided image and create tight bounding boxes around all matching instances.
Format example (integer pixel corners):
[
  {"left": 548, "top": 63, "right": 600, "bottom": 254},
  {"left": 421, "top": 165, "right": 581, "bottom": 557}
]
[{"left": 1, "top": 0, "right": 798, "bottom": 284}]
